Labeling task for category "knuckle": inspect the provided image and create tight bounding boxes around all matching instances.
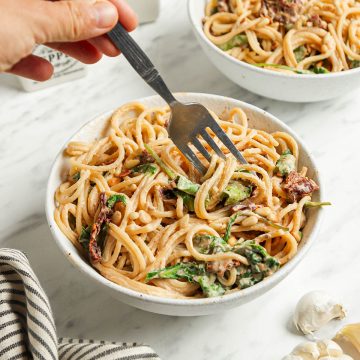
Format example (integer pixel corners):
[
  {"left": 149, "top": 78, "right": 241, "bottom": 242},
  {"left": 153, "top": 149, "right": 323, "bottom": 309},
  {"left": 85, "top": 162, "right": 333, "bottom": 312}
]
[{"left": 64, "top": 2, "right": 94, "bottom": 39}]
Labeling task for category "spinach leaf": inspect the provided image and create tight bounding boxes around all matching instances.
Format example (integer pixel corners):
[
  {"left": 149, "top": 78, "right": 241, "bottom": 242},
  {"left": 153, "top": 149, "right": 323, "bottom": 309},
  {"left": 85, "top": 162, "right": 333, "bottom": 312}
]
[
  {"left": 275, "top": 149, "right": 296, "bottom": 177},
  {"left": 210, "top": 237, "right": 231, "bottom": 254},
  {"left": 72, "top": 172, "right": 80, "bottom": 181},
  {"left": 196, "top": 276, "right": 225, "bottom": 297},
  {"left": 310, "top": 66, "right": 329, "bottom": 74},
  {"left": 146, "top": 262, "right": 206, "bottom": 283},
  {"left": 193, "top": 234, "right": 219, "bottom": 254},
  {"left": 107, "top": 194, "right": 127, "bottom": 208},
  {"left": 304, "top": 201, "right": 331, "bottom": 208},
  {"left": 98, "top": 223, "right": 109, "bottom": 250},
  {"left": 350, "top": 60, "right": 360, "bottom": 69},
  {"left": 254, "top": 63, "right": 312, "bottom": 74},
  {"left": 132, "top": 163, "right": 157, "bottom": 175},
  {"left": 176, "top": 175, "right": 200, "bottom": 195},
  {"left": 79, "top": 225, "right": 91, "bottom": 251},
  {"left": 144, "top": 144, "right": 176, "bottom": 180},
  {"left": 233, "top": 240, "right": 280, "bottom": 289},
  {"left": 236, "top": 169, "right": 251, "bottom": 174},
  {"left": 146, "top": 262, "right": 225, "bottom": 298},
  {"left": 238, "top": 277, "right": 256, "bottom": 289},
  {"left": 79, "top": 222, "right": 109, "bottom": 254},
  {"left": 294, "top": 46, "right": 306, "bottom": 62},
  {"left": 219, "top": 34, "right": 248, "bottom": 51},
  {"left": 223, "top": 214, "right": 238, "bottom": 242},
  {"left": 174, "top": 190, "right": 195, "bottom": 212},
  {"left": 193, "top": 234, "right": 230, "bottom": 254},
  {"left": 222, "top": 181, "right": 252, "bottom": 206},
  {"left": 257, "top": 215, "right": 289, "bottom": 231}
]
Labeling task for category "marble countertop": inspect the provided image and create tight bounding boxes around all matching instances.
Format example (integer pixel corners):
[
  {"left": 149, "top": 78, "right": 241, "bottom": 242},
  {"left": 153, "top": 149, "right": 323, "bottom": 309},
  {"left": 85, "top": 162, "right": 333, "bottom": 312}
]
[{"left": 1, "top": 1, "right": 360, "bottom": 359}]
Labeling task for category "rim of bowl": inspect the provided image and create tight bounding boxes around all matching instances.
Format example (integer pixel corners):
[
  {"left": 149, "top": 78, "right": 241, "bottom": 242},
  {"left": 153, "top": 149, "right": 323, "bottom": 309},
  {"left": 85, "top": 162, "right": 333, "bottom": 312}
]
[
  {"left": 187, "top": 0, "right": 360, "bottom": 80},
  {"left": 46, "top": 92, "right": 324, "bottom": 308}
]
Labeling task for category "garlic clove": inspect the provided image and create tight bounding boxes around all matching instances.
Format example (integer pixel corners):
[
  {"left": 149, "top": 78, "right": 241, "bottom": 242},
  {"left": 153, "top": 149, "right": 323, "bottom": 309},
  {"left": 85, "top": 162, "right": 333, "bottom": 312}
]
[
  {"left": 317, "top": 340, "right": 343, "bottom": 357},
  {"left": 283, "top": 340, "right": 354, "bottom": 360},
  {"left": 292, "top": 341, "right": 321, "bottom": 360},
  {"left": 333, "top": 323, "right": 360, "bottom": 359},
  {"left": 293, "top": 291, "right": 347, "bottom": 335}
]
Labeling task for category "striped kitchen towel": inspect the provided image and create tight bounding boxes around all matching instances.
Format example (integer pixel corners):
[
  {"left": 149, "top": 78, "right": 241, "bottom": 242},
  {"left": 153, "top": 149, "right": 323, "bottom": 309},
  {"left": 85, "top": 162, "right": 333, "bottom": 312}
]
[{"left": 0, "top": 249, "right": 160, "bottom": 360}]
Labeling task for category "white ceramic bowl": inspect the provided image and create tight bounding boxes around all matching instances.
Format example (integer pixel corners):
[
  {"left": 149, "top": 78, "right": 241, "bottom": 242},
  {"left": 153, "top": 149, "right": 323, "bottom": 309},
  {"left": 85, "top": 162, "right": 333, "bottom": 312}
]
[
  {"left": 188, "top": 0, "right": 360, "bottom": 102},
  {"left": 46, "top": 93, "right": 324, "bottom": 316}
]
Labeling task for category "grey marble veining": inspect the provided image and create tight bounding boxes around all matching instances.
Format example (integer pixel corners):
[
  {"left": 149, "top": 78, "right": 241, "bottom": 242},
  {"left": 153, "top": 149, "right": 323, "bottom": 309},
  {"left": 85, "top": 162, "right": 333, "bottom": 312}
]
[{"left": 1, "top": 1, "right": 360, "bottom": 359}]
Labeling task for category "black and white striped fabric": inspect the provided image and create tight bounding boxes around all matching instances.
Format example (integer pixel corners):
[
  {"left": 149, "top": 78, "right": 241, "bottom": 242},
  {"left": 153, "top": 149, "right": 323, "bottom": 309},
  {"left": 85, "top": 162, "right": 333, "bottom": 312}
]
[{"left": 0, "top": 249, "right": 160, "bottom": 360}]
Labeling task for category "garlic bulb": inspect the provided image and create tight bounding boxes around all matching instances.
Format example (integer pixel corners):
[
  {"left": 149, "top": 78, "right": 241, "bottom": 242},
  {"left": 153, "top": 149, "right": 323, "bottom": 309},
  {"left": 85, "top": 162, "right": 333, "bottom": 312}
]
[
  {"left": 282, "top": 340, "right": 353, "bottom": 360},
  {"left": 293, "top": 291, "right": 347, "bottom": 335}
]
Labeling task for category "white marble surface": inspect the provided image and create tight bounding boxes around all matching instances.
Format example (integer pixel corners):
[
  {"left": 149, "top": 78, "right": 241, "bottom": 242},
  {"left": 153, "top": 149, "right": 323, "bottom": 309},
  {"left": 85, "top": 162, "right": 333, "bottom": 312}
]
[{"left": 1, "top": 1, "right": 360, "bottom": 359}]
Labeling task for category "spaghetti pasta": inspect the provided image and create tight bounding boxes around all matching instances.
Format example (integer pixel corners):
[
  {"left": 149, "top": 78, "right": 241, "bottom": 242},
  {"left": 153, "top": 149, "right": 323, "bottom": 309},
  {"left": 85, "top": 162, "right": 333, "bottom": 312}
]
[
  {"left": 203, "top": 0, "right": 360, "bottom": 74},
  {"left": 54, "top": 102, "right": 324, "bottom": 299}
]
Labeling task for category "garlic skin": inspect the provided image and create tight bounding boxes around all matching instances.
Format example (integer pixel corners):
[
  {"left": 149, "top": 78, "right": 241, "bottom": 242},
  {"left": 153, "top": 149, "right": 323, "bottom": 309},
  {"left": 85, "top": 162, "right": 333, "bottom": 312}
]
[
  {"left": 317, "top": 340, "right": 344, "bottom": 357},
  {"left": 292, "top": 341, "right": 321, "bottom": 359},
  {"left": 293, "top": 291, "right": 347, "bottom": 335},
  {"left": 333, "top": 323, "right": 360, "bottom": 359},
  {"left": 282, "top": 340, "right": 354, "bottom": 360}
]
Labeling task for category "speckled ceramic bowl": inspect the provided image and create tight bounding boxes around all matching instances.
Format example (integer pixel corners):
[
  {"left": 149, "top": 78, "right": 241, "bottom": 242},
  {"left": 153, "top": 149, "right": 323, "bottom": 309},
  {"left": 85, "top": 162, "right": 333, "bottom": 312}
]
[
  {"left": 46, "top": 93, "right": 324, "bottom": 316},
  {"left": 188, "top": 0, "right": 360, "bottom": 102}
]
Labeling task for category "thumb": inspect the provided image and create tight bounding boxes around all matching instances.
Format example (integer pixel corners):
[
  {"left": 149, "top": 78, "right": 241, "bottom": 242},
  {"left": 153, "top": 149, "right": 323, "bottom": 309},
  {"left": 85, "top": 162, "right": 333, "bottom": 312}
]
[{"left": 34, "top": 0, "right": 119, "bottom": 43}]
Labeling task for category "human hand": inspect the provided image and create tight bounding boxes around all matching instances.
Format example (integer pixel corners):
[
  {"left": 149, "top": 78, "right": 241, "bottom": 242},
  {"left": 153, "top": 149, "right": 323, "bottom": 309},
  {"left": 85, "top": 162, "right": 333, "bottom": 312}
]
[{"left": 0, "top": 0, "right": 138, "bottom": 81}]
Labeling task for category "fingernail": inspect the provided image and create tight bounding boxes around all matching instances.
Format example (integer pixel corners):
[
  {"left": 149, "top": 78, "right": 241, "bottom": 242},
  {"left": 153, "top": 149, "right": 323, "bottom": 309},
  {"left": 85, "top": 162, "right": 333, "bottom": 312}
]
[{"left": 93, "top": 1, "right": 118, "bottom": 28}]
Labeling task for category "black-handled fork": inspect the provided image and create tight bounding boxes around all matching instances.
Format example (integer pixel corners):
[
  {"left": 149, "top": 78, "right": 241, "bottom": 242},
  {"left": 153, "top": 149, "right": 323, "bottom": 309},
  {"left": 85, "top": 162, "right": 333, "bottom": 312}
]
[{"left": 108, "top": 24, "right": 248, "bottom": 175}]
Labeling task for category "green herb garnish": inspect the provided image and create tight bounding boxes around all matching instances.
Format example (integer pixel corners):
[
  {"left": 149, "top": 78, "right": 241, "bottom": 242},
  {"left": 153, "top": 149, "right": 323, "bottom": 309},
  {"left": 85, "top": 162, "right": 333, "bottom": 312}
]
[
  {"left": 193, "top": 234, "right": 231, "bottom": 254},
  {"left": 72, "top": 172, "right": 80, "bottom": 181},
  {"left": 304, "top": 201, "right": 332, "bottom": 208},
  {"left": 98, "top": 223, "right": 109, "bottom": 250},
  {"left": 146, "top": 262, "right": 225, "bottom": 298},
  {"left": 132, "top": 163, "right": 157, "bottom": 175},
  {"left": 254, "top": 63, "right": 312, "bottom": 74},
  {"left": 79, "top": 225, "right": 91, "bottom": 250},
  {"left": 176, "top": 175, "right": 200, "bottom": 195},
  {"left": 107, "top": 194, "right": 127, "bottom": 208},
  {"left": 234, "top": 240, "right": 280, "bottom": 289},
  {"left": 294, "top": 46, "right": 306, "bottom": 62},
  {"left": 275, "top": 149, "right": 296, "bottom": 177},
  {"left": 197, "top": 276, "right": 225, "bottom": 297},
  {"left": 146, "top": 262, "right": 205, "bottom": 282},
  {"left": 350, "top": 60, "right": 360, "bottom": 69},
  {"left": 222, "top": 181, "right": 252, "bottom": 206},
  {"left": 223, "top": 214, "right": 238, "bottom": 242},
  {"left": 219, "top": 34, "right": 248, "bottom": 51},
  {"left": 174, "top": 190, "right": 195, "bottom": 212},
  {"left": 310, "top": 66, "right": 330, "bottom": 74}
]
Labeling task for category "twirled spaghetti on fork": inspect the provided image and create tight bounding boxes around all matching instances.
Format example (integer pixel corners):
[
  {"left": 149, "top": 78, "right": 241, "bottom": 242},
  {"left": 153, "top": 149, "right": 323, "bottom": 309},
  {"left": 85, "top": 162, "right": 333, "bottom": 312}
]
[{"left": 54, "top": 102, "right": 326, "bottom": 298}]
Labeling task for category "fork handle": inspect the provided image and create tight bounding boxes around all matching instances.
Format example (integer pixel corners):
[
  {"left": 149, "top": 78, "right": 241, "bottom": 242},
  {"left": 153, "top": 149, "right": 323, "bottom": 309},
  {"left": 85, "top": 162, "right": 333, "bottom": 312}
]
[{"left": 108, "top": 23, "right": 176, "bottom": 106}]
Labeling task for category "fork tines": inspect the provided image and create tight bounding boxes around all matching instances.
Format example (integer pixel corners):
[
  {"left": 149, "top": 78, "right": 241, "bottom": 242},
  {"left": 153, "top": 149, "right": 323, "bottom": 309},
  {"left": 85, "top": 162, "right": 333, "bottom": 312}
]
[{"left": 178, "top": 115, "right": 248, "bottom": 175}]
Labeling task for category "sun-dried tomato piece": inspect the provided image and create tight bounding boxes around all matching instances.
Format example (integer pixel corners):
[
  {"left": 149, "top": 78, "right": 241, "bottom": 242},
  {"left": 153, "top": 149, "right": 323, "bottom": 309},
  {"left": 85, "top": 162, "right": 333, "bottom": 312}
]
[
  {"left": 284, "top": 171, "right": 319, "bottom": 202},
  {"left": 89, "top": 193, "right": 113, "bottom": 263}
]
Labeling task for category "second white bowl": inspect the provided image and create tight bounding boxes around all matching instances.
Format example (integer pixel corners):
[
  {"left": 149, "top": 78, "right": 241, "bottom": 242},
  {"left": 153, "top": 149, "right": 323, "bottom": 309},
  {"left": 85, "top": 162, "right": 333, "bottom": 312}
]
[{"left": 188, "top": 0, "right": 360, "bottom": 102}]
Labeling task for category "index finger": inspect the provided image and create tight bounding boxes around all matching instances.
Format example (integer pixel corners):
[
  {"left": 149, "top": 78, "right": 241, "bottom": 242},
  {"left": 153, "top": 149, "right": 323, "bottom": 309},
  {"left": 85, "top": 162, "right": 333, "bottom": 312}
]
[{"left": 109, "top": 0, "right": 138, "bottom": 31}]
